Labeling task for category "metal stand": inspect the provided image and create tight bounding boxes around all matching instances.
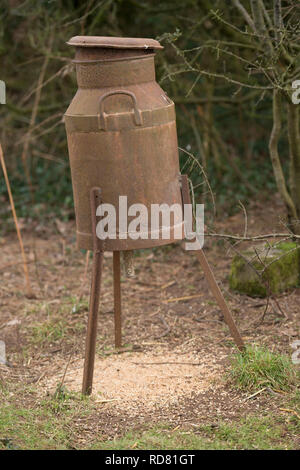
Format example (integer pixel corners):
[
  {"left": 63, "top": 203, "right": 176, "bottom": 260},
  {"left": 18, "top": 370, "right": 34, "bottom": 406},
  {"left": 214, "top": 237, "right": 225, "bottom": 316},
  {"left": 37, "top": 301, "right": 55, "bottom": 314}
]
[
  {"left": 113, "top": 251, "right": 122, "bottom": 348},
  {"left": 82, "top": 179, "right": 244, "bottom": 394},
  {"left": 180, "top": 175, "right": 245, "bottom": 351},
  {"left": 82, "top": 188, "right": 103, "bottom": 395},
  {"left": 82, "top": 187, "right": 123, "bottom": 395}
]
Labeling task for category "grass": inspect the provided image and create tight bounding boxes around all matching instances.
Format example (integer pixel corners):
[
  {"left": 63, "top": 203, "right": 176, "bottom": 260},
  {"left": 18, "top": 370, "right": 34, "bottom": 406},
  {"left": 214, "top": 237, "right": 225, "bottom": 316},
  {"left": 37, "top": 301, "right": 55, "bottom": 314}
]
[
  {"left": 29, "top": 318, "right": 69, "bottom": 345},
  {"left": 26, "top": 316, "right": 85, "bottom": 347},
  {"left": 0, "top": 386, "right": 94, "bottom": 450},
  {"left": 23, "top": 297, "right": 86, "bottom": 348},
  {"left": 228, "top": 345, "right": 298, "bottom": 392},
  {"left": 89, "top": 413, "right": 299, "bottom": 450},
  {"left": 0, "top": 399, "right": 298, "bottom": 450}
]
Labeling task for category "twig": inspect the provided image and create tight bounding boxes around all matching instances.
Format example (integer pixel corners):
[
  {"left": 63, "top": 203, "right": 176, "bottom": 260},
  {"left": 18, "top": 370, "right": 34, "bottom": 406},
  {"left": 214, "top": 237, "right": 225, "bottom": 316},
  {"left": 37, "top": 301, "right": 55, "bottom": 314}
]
[
  {"left": 94, "top": 398, "right": 121, "bottom": 404},
  {"left": 0, "top": 143, "right": 33, "bottom": 298},
  {"left": 205, "top": 232, "right": 299, "bottom": 241},
  {"left": 162, "top": 294, "right": 203, "bottom": 304},
  {"left": 239, "top": 200, "right": 248, "bottom": 239},
  {"left": 161, "top": 281, "right": 176, "bottom": 290},
  {"left": 256, "top": 294, "right": 270, "bottom": 327},
  {"left": 233, "top": 0, "right": 257, "bottom": 32},
  {"left": 162, "top": 67, "right": 274, "bottom": 90},
  {"left": 58, "top": 353, "right": 72, "bottom": 391},
  {"left": 179, "top": 146, "right": 216, "bottom": 216},
  {"left": 102, "top": 346, "right": 143, "bottom": 356},
  {"left": 279, "top": 408, "right": 300, "bottom": 420},
  {"left": 245, "top": 387, "right": 266, "bottom": 400},
  {"left": 131, "top": 362, "right": 201, "bottom": 366}
]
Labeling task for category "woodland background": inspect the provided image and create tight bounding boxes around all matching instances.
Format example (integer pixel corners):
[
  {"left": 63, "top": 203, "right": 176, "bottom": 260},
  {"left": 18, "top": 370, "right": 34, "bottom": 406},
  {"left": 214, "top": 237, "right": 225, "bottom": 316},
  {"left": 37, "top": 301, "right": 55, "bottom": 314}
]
[{"left": 1, "top": 0, "right": 299, "bottom": 230}]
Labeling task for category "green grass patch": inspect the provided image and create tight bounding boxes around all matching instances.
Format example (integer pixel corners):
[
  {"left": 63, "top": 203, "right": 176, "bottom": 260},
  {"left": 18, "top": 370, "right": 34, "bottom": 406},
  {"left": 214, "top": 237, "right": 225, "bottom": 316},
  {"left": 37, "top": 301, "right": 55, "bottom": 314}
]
[
  {"left": 23, "top": 298, "right": 86, "bottom": 347},
  {"left": 92, "top": 414, "right": 298, "bottom": 450},
  {"left": 29, "top": 318, "right": 69, "bottom": 345},
  {"left": 228, "top": 345, "right": 298, "bottom": 391},
  {"left": 0, "top": 387, "right": 93, "bottom": 450}
]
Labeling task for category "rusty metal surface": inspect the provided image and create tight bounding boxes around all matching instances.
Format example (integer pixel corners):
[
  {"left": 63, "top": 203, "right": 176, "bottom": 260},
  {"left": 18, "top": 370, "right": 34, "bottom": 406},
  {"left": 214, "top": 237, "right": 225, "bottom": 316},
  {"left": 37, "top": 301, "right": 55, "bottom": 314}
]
[
  {"left": 113, "top": 251, "right": 122, "bottom": 348},
  {"left": 82, "top": 188, "right": 104, "bottom": 395},
  {"left": 98, "top": 90, "right": 143, "bottom": 130},
  {"left": 65, "top": 36, "right": 184, "bottom": 251},
  {"left": 67, "top": 36, "right": 163, "bottom": 49},
  {"left": 72, "top": 56, "right": 156, "bottom": 88}
]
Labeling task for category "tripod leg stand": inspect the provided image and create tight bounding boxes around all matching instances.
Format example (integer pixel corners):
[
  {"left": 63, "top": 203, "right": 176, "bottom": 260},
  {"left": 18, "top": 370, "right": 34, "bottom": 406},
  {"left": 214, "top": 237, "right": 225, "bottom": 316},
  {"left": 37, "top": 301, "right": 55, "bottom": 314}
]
[
  {"left": 82, "top": 188, "right": 103, "bottom": 395},
  {"left": 181, "top": 175, "right": 245, "bottom": 351},
  {"left": 113, "top": 251, "right": 122, "bottom": 348},
  {"left": 81, "top": 178, "right": 245, "bottom": 395}
]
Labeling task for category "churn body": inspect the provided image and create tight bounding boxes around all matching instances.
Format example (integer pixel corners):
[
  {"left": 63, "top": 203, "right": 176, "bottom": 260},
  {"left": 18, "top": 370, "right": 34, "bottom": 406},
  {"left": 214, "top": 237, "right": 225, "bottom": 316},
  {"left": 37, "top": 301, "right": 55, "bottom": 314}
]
[{"left": 64, "top": 36, "right": 184, "bottom": 251}]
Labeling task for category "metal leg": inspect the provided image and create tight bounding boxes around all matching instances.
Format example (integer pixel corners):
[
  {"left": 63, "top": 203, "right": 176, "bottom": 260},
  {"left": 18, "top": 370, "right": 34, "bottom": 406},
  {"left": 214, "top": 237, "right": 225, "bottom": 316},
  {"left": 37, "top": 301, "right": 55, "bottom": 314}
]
[
  {"left": 82, "top": 188, "right": 103, "bottom": 395},
  {"left": 113, "top": 251, "right": 122, "bottom": 348},
  {"left": 180, "top": 175, "right": 245, "bottom": 351},
  {"left": 195, "top": 250, "right": 245, "bottom": 351},
  {"left": 82, "top": 249, "right": 103, "bottom": 394}
]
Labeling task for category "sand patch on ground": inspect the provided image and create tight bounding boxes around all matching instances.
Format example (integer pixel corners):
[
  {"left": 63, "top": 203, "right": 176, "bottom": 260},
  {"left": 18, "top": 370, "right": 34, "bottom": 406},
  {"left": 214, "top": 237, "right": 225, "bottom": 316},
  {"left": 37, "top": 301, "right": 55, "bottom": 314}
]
[{"left": 44, "top": 349, "right": 223, "bottom": 411}]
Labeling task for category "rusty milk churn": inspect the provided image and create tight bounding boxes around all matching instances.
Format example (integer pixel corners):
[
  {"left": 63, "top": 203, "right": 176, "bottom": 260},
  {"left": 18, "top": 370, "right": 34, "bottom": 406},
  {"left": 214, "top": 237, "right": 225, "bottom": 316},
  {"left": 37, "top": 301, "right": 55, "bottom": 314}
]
[
  {"left": 64, "top": 36, "right": 184, "bottom": 251},
  {"left": 64, "top": 36, "right": 244, "bottom": 395}
]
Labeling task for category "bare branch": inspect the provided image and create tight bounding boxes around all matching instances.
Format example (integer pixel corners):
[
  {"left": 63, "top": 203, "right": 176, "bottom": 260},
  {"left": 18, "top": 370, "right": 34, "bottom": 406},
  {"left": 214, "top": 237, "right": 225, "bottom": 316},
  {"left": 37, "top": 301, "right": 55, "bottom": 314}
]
[
  {"left": 233, "top": 0, "right": 256, "bottom": 32},
  {"left": 251, "top": 0, "right": 273, "bottom": 53},
  {"left": 274, "top": 0, "right": 283, "bottom": 42},
  {"left": 205, "top": 232, "right": 299, "bottom": 241},
  {"left": 269, "top": 90, "right": 298, "bottom": 220},
  {"left": 287, "top": 102, "right": 300, "bottom": 224},
  {"left": 259, "top": 0, "right": 273, "bottom": 30}
]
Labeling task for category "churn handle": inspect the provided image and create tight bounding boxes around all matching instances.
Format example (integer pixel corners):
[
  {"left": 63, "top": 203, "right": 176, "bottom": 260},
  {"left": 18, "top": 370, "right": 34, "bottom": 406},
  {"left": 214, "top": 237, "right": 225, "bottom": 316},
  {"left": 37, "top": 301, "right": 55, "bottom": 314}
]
[{"left": 98, "top": 90, "right": 143, "bottom": 131}]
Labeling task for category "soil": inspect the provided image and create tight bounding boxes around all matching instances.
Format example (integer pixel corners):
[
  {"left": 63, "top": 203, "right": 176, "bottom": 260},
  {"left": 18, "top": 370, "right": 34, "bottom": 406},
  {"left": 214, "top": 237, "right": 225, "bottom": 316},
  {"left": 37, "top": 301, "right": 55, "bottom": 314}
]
[{"left": 0, "top": 193, "right": 299, "bottom": 442}]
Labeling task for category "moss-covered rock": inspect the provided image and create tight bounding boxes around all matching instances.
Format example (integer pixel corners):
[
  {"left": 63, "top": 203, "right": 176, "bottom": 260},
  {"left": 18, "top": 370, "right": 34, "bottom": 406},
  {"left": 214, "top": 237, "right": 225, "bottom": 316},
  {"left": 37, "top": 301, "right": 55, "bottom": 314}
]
[{"left": 229, "top": 242, "right": 300, "bottom": 297}]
